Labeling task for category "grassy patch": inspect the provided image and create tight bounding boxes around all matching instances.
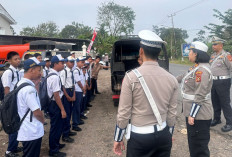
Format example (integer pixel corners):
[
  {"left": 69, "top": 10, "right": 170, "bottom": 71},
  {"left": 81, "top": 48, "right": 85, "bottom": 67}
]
[{"left": 170, "top": 58, "right": 193, "bottom": 66}]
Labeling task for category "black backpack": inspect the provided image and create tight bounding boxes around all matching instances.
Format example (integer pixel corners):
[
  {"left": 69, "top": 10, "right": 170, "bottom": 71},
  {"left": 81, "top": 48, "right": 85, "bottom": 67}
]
[
  {"left": 0, "top": 68, "right": 14, "bottom": 101},
  {"left": 0, "top": 83, "right": 31, "bottom": 134},
  {"left": 39, "top": 73, "right": 57, "bottom": 111}
]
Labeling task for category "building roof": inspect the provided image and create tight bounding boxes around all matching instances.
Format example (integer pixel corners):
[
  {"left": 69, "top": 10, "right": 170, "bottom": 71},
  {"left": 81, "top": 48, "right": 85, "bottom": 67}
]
[{"left": 0, "top": 4, "right": 16, "bottom": 25}]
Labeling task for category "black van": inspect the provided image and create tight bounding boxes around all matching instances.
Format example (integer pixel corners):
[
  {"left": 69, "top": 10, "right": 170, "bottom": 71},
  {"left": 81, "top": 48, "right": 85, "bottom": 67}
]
[{"left": 111, "top": 37, "right": 169, "bottom": 106}]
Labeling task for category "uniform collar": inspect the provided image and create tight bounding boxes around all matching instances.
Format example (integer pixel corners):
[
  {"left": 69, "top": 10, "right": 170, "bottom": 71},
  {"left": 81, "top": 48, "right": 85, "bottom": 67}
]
[
  {"left": 215, "top": 49, "right": 226, "bottom": 56},
  {"left": 141, "top": 61, "right": 159, "bottom": 66},
  {"left": 9, "top": 65, "right": 19, "bottom": 72},
  {"left": 21, "top": 78, "right": 35, "bottom": 86},
  {"left": 65, "top": 66, "right": 72, "bottom": 71},
  {"left": 50, "top": 68, "right": 59, "bottom": 75},
  {"left": 45, "top": 66, "right": 50, "bottom": 70},
  {"left": 76, "top": 66, "right": 81, "bottom": 71}
]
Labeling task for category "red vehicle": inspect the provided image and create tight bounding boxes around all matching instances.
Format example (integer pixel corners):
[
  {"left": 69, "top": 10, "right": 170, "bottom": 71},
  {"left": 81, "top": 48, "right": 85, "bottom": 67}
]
[{"left": 0, "top": 43, "right": 30, "bottom": 66}]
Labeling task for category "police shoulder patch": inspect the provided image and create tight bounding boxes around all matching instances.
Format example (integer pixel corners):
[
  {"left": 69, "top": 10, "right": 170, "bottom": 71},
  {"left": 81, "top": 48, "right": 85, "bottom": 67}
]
[
  {"left": 195, "top": 71, "right": 203, "bottom": 82},
  {"left": 227, "top": 54, "right": 232, "bottom": 61}
]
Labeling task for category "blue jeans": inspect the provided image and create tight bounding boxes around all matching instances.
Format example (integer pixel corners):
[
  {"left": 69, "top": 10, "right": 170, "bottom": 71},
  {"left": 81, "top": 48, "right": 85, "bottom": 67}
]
[{"left": 72, "top": 92, "right": 83, "bottom": 128}]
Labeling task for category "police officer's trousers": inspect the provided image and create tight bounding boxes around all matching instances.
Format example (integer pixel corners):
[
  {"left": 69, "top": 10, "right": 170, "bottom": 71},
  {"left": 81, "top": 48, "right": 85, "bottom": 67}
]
[
  {"left": 22, "top": 137, "right": 42, "bottom": 157},
  {"left": 127, "top": 126, "right": 172, "bottom": 157},
  {"left": 49, "top": 100, "right": 64, "bottom": 154},
  {"left": 72, "top": 92, "right": 83, "bottom": 128},
  {"left": 62, "top": 88, "right": 74, "bottom": 138},
  {"left": 91, "top": 78, "right": 99, "bottom": 94},
  {"left": 186, "top": 118, "right": 211, "bottom": 157},
  {"left": 211, "top": 79, "right": 232, "bottom": 125}
]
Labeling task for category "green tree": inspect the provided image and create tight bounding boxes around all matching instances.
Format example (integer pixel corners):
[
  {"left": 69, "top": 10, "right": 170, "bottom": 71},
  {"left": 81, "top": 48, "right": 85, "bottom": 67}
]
[
  {"left": 153, "top": 26, "right": 188, "bottom": 58},
  {"left": 97, "top": 1, "right": 135, "bottom": 36},
  {"left": 193, "top": 30, "right": 206, "bottom": 42},
  {"left": 59, "top": 22, "right": 93, "bottom": 39},
  {"left": 205, "top": 9, "right": 232, "bottom": 52},
  {"left": 20, "top": 21, "right": 59, "bottom": 38}
]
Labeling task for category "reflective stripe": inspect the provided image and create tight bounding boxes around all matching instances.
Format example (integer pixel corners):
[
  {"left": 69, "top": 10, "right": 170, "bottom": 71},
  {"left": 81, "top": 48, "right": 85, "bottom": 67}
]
[
  {"left": 212, "top": 75, "right": 230, "bottom": 80},
  {"left": 190, "top": 103, "right": 201, "bottom": 118},
  {"left": 114, "top": 125, "right": 126, "bottom": 142},
  {"left": 182, "top": 93, "right": 211, "bottom": 101},
  {"left": 131, "top": 122, "right": 167, "bottom": 134}
]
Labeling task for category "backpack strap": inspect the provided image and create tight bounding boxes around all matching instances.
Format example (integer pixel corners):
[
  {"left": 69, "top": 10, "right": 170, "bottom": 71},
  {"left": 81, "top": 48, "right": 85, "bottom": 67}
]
[
  {"left": 15, "top": 82, "right": 33, "bottom": 124},
  {"left": 46, "top": 73, "right": 57, "bottom": 100},
  {"left": 8, "top": 68, "right": 14, "bottom": 82}
]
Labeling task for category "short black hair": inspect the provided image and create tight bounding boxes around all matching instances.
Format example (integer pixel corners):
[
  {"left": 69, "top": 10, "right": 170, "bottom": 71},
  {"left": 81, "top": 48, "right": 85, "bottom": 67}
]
[
  {"left": 86, "top": 56, "right": 92, "bottom": 60},
  {"left": 192, "top": 48, "right": 210, "bottom": 63},
  {"left": 140, "top": 44, "right": 161, "bottom": 60},
  {"left": 96, "top": 56, "right": 101, "bottom": 60},
  {"left": 34, "top": 53, "right": 42, "bottom": 58},
  {"left": 7, "top": 51, "right": 19, "bottom": 60},
  {"left": 24, "top": 54, "right": 33, "bottom": 60}
]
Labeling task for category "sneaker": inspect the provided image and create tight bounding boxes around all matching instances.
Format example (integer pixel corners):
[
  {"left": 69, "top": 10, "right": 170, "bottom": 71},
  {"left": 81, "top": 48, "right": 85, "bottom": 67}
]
[
  {"left": 5, "top": 152, "right": 19, "bottom": 157},
  {"left": 81, "top": 115, "right": 88, "bottom": 120},
  {"left": 62, "top": 137, "right": 74, "bottom": 143},
  {"left": 79, "top": 120, "right": 84, "bottom": 125},
  {"left": 87, "top": 104, "right": 92, "bottom": 107},
  {"left": 72, "top": 126, "right": 82, "bottom": 132},
  {"left": 49, "top": 151, "right": 66, "bottom": 157},
  {"left": 210, "top": 119, "right": 221, "bottom": 127},
  {"left": 221, "top": 124, "right": 232, "bottom": 132},
  {"left": 59, "top": 144, "right": 66, "bottom": 149},
  {"left": 69, "top": 131, "right": 77, "bottom": 136},
  {"left": 13, "top": 147, "right": 23, "bottom": 153}
]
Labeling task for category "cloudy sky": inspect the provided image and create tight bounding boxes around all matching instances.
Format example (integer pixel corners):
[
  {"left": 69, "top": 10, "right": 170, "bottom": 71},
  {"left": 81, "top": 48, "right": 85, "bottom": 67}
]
[{"left": 0, "top": 0, "right": 231, "bottom": 41}]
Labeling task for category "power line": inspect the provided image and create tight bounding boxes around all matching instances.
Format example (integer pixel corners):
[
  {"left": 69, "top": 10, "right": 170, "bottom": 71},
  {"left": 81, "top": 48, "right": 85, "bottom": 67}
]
[{"left": 171, "top": 0, "right": 209, "bottom": 15}]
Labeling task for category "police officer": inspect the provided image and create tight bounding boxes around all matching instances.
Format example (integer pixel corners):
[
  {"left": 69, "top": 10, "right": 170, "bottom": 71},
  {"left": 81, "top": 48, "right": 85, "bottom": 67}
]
[
  {"left": 209, "top": 37, "right": 232, "bottom": 132},
  {"left": 17, "top": 57, "right": 45, "bottom": 157},
  {"left": 176, "top": 41, "right": 213, "bottom": 157},
  {"left": 60, "top": 56, "right": 76, "bottom": 143},
  {"left": 47, "top": 54, "right": 67, "bottom": 157},
  {"left": 113, "top": 30, "right": 178, "bottom": 157}
]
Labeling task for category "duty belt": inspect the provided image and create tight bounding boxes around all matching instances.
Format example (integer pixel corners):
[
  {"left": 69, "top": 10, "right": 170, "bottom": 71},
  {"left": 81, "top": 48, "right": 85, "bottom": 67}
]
[
  {"left": 182, "top": 93, "right": 211, "bottom": 101},
  {"left": 212, "top": 75, "right": 230, "bottom": 80},
  {"left": 131, "top": 121, "right": 167, "bottom": 134}
]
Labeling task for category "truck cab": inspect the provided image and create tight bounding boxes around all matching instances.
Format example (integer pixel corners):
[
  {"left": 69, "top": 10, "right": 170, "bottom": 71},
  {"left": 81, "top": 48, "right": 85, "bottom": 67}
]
[{"left": 111, "top": 37, "right": 169, "bottom": 106}]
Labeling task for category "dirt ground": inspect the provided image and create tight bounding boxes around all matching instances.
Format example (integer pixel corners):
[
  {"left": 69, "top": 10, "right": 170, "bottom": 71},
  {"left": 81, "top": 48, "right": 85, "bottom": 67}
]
[{"left": 0, "top": 69, "right": 232, "bottom": 157}]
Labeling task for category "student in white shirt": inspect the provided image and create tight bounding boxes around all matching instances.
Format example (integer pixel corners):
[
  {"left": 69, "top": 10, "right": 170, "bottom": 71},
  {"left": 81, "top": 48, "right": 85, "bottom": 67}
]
[
  {"left": 47, "top": 55, "right": 67, "bottom": 157},
  {"left": 17, "top": 57, "right": 45, "bottom": 157},
  {"left": 1, "top": 51, "right": 22, "bottom": 157},
  {"left": 60, "top": 56, "right": 76, "bottom": 143},
  {"left": 19, "top": 54, "right": 33, "bottom": 78},
  {"left": 43, "top": 58, "right": 51, "bottom": 77},
  {"left": 72, "top": 57, "right": 86, "bottom": 131}
]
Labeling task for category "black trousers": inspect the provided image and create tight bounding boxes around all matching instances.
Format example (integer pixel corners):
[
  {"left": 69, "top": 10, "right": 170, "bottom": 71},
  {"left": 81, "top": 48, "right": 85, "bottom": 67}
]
[
  {"left": 22, "top": 137, "right": 42, "bottom": 157},
  {"left": 211, "top": 78, "right": 232, "bottom": 125},
  {"left": 91, "top": 78, "right": 99, "bottom": 94},
  {"left": 127, "top": 126, "right": 172, "bottom": 157},
  {"left": 186, "top": 118, "right": 211, "bottom": 157}
]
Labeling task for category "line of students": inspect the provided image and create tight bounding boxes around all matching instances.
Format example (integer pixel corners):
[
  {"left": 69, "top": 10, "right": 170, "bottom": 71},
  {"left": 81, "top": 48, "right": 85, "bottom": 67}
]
[{"left": 1, "top": 52, "right": 94, "bottom": 157}]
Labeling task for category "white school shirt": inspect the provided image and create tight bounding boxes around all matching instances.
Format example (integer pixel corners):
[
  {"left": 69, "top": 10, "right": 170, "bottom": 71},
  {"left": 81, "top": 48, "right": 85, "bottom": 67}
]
[
  {"left": 47, "top": 68, "right": 64, "bottom": 100},
  {"left": 1, "top": 65, "right": 20, "bottom": 92},
  {"left": 17, "top": 78, "right": 44, "bottom": 141},
  {"left": 74, "top": 67, "right": 83, "bottom": 92},
  {"left": 18, "top": 69, "right": 24, "bottom": 79},
  {"left": 43, "top": 66, "right": 50, "bottom": 78},
  {"left": 60, "top": 67, "right": 74, "bottom": 88}
]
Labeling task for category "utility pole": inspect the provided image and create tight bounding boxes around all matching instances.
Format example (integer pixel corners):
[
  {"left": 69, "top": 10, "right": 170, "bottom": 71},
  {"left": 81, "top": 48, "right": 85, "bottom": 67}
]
[{"left": 168, "top": 13, "right": 177, "bottom": 58}]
